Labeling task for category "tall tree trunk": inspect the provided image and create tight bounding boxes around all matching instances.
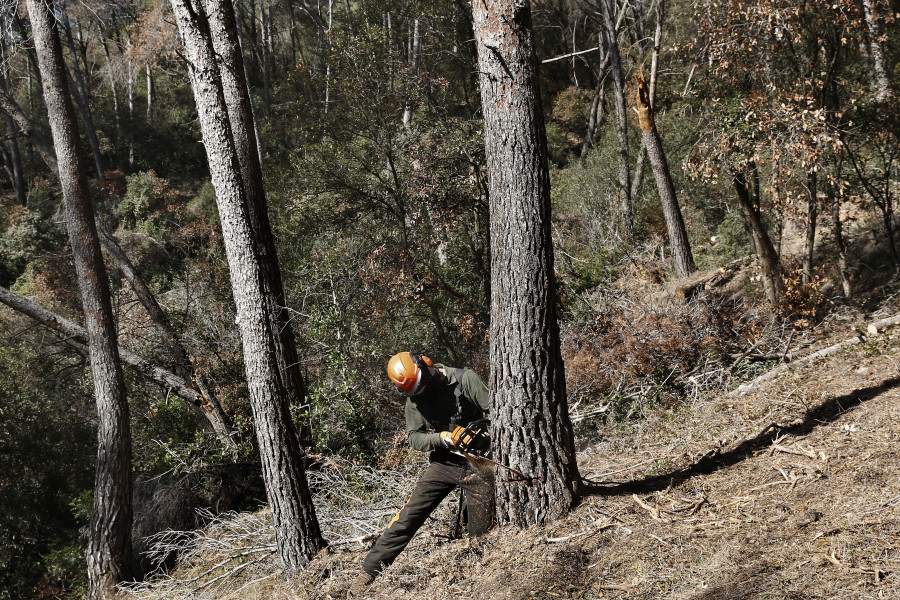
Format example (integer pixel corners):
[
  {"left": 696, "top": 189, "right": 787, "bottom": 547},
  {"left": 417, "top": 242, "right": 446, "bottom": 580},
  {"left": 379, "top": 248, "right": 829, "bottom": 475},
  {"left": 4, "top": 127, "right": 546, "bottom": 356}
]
[
  {"left": 733, "top": 172, "right": 782, "bottom": 306},
  {"left": 3, "top": 117, "right": 27, "bottom": 206},
  {"left": 472, "top": 0, "right": 581, "bottom": 527},
  {"left": 600, "top": 0, "right": 632, "bottom": 242},
  {"left": 0, "top": 86, "right": 58, "bottom": 173},
  {"left": 126, "top": 56, "right": 135, "bottom": 169},
  {"left": 630, "top": 1, "right": 664, "bottom": 202},
  {"left": 146, "top": 64, "right": 154, "bottom": 122},
  {"left": 0, "top": 48, "right": 27, "bottom": 206},
  {"left": 635, "top": 71, "right": 695, "bottom": 278},
  {"left": 25, "top": 1, "right": 132, "bottom": 598},
  {"left": 99, "top": 35, "right": 121, "bottom": 159},
  {"left": 802, "top": 170, "right": 818, "bottom": 285},
  {"left": 401, "top": 18, "right": 421, "bottom": 128},
  {"left": 169, "top": 0, "right": 325, "bottom": 575},
  {"left": 207, "top": 0, "right": 311, "bottom": 445}
]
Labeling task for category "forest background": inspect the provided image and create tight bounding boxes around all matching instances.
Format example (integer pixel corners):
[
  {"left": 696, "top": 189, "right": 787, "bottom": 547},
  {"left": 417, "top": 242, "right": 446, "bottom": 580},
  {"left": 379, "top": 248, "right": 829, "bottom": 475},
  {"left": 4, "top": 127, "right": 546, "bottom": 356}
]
[{"left": 0, "top": 0, "right": 898, "bottom": 597}]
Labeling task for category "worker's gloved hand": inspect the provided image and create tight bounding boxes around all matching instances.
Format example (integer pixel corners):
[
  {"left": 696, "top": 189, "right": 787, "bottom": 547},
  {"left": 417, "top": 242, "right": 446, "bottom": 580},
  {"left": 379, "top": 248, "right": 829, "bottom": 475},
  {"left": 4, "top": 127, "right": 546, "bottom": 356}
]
[{"left": 440, "top": 426, "right": 468, "bottom": 448}]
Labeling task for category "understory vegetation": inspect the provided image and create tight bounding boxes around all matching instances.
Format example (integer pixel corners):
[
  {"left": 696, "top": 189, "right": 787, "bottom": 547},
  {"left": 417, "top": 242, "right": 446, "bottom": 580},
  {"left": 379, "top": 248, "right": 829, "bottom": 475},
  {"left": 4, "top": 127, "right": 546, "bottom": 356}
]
[{"left": 0, "top": 0, "right": 898, "bottom": 597}]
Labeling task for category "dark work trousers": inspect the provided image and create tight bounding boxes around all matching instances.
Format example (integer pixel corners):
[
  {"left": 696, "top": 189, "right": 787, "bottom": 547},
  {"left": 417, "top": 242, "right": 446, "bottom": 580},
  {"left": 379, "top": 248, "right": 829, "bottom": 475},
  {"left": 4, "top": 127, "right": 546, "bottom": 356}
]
[{"left": 362, "top": 451, "right": 493, "bottom": 577}]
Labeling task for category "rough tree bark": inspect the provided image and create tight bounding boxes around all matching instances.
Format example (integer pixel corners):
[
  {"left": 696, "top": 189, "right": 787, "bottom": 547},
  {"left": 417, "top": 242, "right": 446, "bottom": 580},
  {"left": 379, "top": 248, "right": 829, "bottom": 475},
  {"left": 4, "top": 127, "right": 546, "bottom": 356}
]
[
  {"left": 472, "top": 0, "right": 581, "bottom": 526},
  {"left": 206, "top": 0, "right": 311, "bottom": 444},
  {"left": 24, "top": 0, "right": 132, "bottom": 597},
  {"left": 170, "top": 0, "right": 325, "bottom": 574},
  {"left": 635, "top": 71, "right": 695, "bottom": 278},
  {"left": 862, "top": 0, "right": 891, "bottom": 102},
  {"left": 60, "top": 2, "right": 105, "bottom": 179}
]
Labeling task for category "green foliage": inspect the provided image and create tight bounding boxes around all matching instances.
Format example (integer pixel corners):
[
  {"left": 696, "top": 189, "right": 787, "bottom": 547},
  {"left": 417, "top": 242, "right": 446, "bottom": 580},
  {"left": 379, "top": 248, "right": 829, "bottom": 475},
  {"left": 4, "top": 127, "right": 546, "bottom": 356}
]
[
  {"left": 186, "top": 181, "right": 219, "bottom": 226},
  {"left": 0, "top": 334, "right": 94, "bottom": 599},
  {"left": 118, "top": 171, "right": 171, "bottom": 233},
  {"left": 0, "top": 188, "right": 66, "bottom": 288}
]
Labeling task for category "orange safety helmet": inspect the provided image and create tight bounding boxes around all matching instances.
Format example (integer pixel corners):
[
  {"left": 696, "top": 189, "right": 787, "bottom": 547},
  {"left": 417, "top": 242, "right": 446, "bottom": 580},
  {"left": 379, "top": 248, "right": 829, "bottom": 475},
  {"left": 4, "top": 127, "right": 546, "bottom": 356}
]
[{"left": 387, "top": 351, "right": 434, "bottom": 396}]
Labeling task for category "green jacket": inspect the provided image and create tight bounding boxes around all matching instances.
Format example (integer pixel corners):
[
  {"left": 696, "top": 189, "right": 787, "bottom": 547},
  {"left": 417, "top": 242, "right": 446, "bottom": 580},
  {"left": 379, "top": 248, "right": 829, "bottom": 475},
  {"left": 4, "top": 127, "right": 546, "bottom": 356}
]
[{"left": 404, "top": 364, "right": 490, "bottom": 452}]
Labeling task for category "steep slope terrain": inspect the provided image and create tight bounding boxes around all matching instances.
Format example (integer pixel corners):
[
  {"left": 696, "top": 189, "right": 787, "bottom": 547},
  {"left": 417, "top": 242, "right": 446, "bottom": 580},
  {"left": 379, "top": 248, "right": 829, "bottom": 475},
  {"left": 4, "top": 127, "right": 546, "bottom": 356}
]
[{"left": 305, "top": 325, "right": 898, "bottom": 600}]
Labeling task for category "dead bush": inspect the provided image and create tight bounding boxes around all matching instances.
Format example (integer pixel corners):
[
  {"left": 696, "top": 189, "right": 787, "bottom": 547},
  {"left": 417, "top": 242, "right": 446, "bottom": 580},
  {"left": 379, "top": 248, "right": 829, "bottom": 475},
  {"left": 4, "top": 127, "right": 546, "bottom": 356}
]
[{"left": 562, "top": 293, "right": 741, "bottom": 423}]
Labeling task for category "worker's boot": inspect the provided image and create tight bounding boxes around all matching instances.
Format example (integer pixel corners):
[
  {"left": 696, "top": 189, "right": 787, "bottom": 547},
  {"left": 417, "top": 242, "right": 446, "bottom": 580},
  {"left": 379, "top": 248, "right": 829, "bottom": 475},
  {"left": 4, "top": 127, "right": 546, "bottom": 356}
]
[{"left": 347, "top": 570, "right": 375, "bottom": 597}]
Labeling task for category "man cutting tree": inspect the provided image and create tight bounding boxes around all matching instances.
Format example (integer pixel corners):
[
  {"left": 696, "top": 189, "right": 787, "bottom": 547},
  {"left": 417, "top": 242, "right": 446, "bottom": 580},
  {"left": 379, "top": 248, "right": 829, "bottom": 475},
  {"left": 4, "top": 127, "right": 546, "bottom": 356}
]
[{"left": 350, "top": 350, "right": 493, "bottom": 592}]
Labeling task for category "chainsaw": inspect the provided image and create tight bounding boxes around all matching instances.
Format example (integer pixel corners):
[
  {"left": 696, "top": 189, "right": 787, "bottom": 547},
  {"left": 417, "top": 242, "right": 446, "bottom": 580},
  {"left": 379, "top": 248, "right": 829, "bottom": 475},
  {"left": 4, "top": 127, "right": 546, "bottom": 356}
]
[{"left": 448, "top": 418, "right": 534, "bottom": 482}]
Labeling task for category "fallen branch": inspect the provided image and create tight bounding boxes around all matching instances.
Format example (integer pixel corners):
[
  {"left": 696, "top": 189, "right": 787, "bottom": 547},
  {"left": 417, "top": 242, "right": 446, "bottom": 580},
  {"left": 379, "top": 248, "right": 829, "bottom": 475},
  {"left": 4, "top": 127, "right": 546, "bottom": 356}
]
[
  {"left": 867, "top": 313, "right": 900, "bottom": 336},
  {"left": 825, "top": 552, "right": 891, "bottom": 583},
  {"left": 632, "top": 494, "right": 668, "bottom": 522},
  {"left": 731, "top": 333, "right": 860, "bottom": 395},
  {"left": 0, "top": 285, "right": 210, "bottom": 411}
]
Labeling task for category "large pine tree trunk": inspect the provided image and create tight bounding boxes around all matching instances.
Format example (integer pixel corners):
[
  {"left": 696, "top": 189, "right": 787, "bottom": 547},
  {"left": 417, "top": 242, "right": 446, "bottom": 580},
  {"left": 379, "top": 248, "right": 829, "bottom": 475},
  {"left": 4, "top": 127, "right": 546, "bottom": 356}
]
[
  {"left": 25, "top": 1, "right": 132, "bottom": 597},
  {"left": 635, "top": 73, "right": 695, "bottom": 278},
  {"left": 472, "top": 0, "right": 581, "bottom": 527},
  {"left": 169, "top": 0, "right": 325, "bottom": 575}
]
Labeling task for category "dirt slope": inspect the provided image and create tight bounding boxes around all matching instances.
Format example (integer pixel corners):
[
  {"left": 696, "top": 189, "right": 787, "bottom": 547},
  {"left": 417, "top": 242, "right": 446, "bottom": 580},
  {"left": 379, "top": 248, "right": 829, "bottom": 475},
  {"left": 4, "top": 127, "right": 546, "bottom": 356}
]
[{"left": 301, "top": 328, "right": 900, "bottom": 600}]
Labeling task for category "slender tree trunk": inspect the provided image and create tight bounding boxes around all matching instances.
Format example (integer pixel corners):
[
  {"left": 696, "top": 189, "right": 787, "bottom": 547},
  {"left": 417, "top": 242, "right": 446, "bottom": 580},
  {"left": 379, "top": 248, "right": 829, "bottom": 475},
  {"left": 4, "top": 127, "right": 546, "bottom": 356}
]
[
  {"left": 600, "top": 0, "right": 632, "bottom": 242},
  {"left": 170, "top": 0, "right": 325, "bottom": 574},
  {"left": 25, "top": 1, "right": 132, "bottom": 598},
  {"left": 60, "top": 3, "right": 105, "bottom": 180},
  {"left": 401, "top": 18, "right": 421, "bottom": 128},
  {"left": 881, "top": 203, "right": 899, "bottom": 272},
  {"left": 146, "top": 64, "right": 154, "bottom": 122},
  {"left": 0, "top": 86, "right": 58, "bottom": 174},
  {"left": 581, "top": 51, "right": 610, "bottom": 157},
  {"left": 1, "top": 112, "right": 27, "bottom": 206},
  {"left": 827, "top": 171, "right": 851, "bottom": 297},
  {"left": 0, "top": 49, "right": 27, "bottom": 206},
  {"left": 472, "top": 0, "right": 581, "bottom": 527},
  {"left": 802, "top": 170, "right": 818, "bottom": 285},
  {"left": 95, "top": 225, "right": 236, "bottom": 444},
  {"left": 631, "top": 2, "right": 664, "bottom": 202},
  {"left": 99, "top": 35, "right": 121, "bottom": 164},
  {"left": 862, "top": 0, "right": 891, "bottom": 101},
  {"left": 7, "top": 127, "right": 27, "bottom": 206},
  {"left": 733, "top": 172, "right": 782, "bottom": 306},
  {"left": 126, "top": 57, "right": 135, "bottom": 169},
  {"left": 635, "top": 71, "right": 695, "bottom": 277}
]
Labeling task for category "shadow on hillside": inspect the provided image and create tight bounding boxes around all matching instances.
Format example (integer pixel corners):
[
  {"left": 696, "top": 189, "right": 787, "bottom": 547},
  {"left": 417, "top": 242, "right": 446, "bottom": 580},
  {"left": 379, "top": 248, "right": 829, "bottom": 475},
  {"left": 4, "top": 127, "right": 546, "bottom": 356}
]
[{"left": 580, "top": 374, "right": 900, "bottom": 497}]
